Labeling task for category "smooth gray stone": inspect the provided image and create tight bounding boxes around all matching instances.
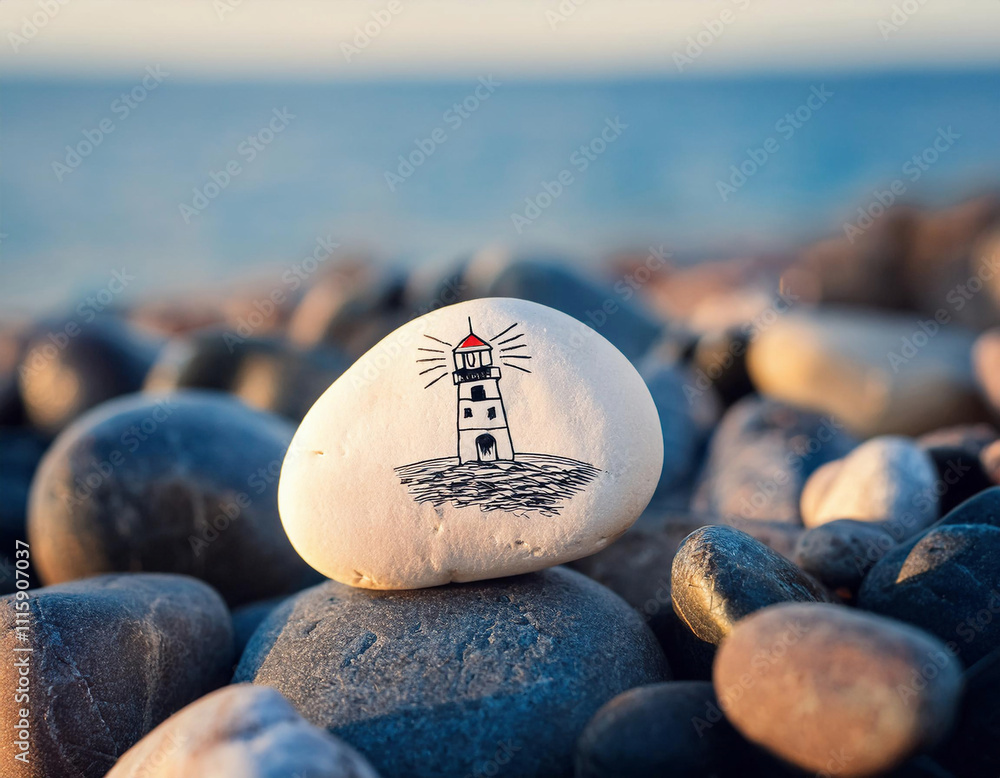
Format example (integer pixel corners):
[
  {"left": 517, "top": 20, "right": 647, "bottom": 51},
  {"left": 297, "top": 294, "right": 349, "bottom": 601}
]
[
  {"left": 0, "top": 573, "right": 233, "bottom": 777},
  {"left": 794, "top": 519, "right": 898, "bottom": 593},
  {"left": 236, "top": 567, "right": 670, "bottom": 778},
  {"left": 28, "top": 390, "right": 317, "bottom": 607},
  {"left": 692, "top": 396, "right": 855, "bottom": 523},
  {"left": 106, "top": 684, "right": 380, "bottom": 778}
]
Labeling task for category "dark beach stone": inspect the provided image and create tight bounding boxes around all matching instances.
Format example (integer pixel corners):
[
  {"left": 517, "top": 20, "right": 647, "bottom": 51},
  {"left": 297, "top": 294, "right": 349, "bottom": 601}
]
[
  {"left": 918, "top": 424, "right": 998, "bottom": 514},
  {"left": 106, "top": 684, "right": 380, "bottom": 778},
  {"left": 858, "top": 523, "right": 1000, "bottom": 666},
  {"left": 235, "top": 567, "right": 670, "bottom": 778},
  {"left": 922, "top": 445, "right": 993, "bottom": 516},
  {"left": 714, "top": 603, "right": 963, "bottom": 777},
  {"left": 794, "top": 519, "right": 898, "bottom": 594},
  {"left": 574, "top": 682, "right": 746, "bottom": 778},
  {"left": 484, "top": 259, "right": 663, "bottom": 363},
  {"left": 27, "top": 390, "right": 316, "bottom": 607},
  {"left": 571, "top": 518, "right": 802, "bottom": 680},
  {"left": 934, "top": 647, "right": 1000, "bottom": 777},
  {"left": 0, "top": 428, "right": 48, "bottom": 594},
  {"left": 934, "top": 486, "right": 1000, "bottom": 529},
  {"left": 692, "top": 396, "right": 855, "bottom": 523},
  {"left": 0, "top": 573, "right": 233, "bottom": 777},
  {"left": 145, "top": 329, "right": 349, "bottom": 421},
  {"left": 18, "top": 316, "right": 158, "bottom": 435},
  {"left": 232, "top": 595, "right": 288, "bottom": 656},
  {"left": 569, "top": 526, "right": 706, "bottom": 679},
  {"left": 0, "top": 324, "right": 29, "bottom": 424},
  {"left": 688, "top": 327, "right": 755, "bottom": 407},
  {"left": 672, "top": 525, "right": 832, "bottom": 653},
  {"left": 640, "top": 364, "right": 716, "bottom": 509}
]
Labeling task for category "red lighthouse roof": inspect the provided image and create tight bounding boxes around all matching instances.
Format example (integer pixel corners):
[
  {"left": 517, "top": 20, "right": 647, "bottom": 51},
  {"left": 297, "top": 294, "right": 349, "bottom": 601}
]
[{"left": 456, "top": 333, "right": 487, "bottom": 350}]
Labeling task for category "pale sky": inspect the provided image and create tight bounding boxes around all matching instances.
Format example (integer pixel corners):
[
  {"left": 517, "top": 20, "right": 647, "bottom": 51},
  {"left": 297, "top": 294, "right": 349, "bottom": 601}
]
[{"left": 1, "top": 0, "right": 998, "bottom": 80}]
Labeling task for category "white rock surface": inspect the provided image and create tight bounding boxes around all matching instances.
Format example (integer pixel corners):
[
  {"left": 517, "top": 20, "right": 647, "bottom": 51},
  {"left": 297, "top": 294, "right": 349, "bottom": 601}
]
[
  {"left": 279, "top": 298, "right": 663, "bottom": 589},
  {"left": 800, "top": 436, "right": 938, "bottom": 534}
]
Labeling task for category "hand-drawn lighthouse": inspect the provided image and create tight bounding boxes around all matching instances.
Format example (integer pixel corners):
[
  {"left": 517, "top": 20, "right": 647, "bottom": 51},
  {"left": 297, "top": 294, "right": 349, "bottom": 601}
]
[{"left": 452, "top": 319, "right": 515, "bottom": 464}]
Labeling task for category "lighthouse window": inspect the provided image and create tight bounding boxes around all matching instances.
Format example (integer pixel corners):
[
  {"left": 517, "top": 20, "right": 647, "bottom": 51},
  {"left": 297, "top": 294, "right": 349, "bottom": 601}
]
[
  {"left": 471, "top": 385, "right": 486, "bottom": 401},
  {"left": 464, "top": 408, "right": 473, "bottom": 418},
  {"left": 487, "top": 406, "right": 497, "bottom": 420}
]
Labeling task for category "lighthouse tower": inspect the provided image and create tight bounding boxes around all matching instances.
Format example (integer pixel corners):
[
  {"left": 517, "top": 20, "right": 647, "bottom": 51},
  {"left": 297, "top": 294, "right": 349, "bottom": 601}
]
[{"left": 452, "top": 319, "right": 515, "bottom": 464}]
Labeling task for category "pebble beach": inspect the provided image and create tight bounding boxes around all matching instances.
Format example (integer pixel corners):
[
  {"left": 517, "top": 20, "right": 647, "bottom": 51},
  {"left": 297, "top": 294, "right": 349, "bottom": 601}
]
[{"left": 4, "top": 190, "right": 1000, "bottom": 777}]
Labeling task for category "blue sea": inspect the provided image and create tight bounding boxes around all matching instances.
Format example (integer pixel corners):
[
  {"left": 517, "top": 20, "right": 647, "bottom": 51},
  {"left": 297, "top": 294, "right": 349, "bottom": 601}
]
[{"left": 3, "top": 69, "right": 1000, "bottom": 313}]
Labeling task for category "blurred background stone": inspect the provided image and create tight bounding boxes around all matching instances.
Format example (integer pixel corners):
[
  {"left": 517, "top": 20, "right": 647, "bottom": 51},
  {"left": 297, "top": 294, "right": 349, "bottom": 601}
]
[
  {"left": 748, "top": 308, "right": 988, "bottom": 437},
  {"left": 287, "top": 256, "right": 408, "bottom": 356},
  {"left": 18, "top": 316, "right": 160, "bottom": 436},
  {"left": 692, "top": 396, "right": 856, "bottom": 523},
  {"left": 145, "top": 329, "right": 349, "bottom": 421}
]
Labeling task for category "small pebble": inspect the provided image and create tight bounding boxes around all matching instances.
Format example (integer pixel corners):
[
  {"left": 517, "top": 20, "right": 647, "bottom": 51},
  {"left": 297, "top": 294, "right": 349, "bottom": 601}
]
[
  {"left": 671, "top": 525, "right": 832, "bottom": 648},
  {"left": 794, "top": 519, "right": 898, "bottom": 593},
  {"left": 801, "top": 436, "right": 939, "bottom": 536}
]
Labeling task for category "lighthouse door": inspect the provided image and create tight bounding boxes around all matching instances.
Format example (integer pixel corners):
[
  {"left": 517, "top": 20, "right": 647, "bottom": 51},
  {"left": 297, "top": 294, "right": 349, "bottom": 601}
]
[{"left": 475, "top": 433, "right": 498, "bottom": 462}]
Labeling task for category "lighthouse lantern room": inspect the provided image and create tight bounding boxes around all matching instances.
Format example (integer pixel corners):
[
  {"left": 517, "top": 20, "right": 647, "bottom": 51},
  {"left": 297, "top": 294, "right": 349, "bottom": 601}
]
[{"left": 452, "top": 320, "right": 515, "bottom": 464}]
